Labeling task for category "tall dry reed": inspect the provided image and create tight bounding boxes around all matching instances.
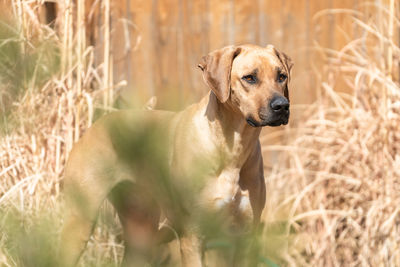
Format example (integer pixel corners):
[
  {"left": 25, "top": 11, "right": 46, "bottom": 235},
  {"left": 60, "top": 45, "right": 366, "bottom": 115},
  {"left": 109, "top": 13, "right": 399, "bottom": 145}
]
[
  {"left": 264, "top": 2, "right": 400, "bottom": 266},
  {"left": 0, "top": 0, "right": 123, "bottom": 265}
]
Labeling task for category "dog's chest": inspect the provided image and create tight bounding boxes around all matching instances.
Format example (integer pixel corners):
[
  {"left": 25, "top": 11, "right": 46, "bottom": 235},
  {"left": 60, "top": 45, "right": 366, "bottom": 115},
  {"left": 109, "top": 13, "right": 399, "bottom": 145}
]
[
  {"left": 192, "top": 115, "right": 251, "bottom": 168},
  {"left": 169, "top": 108, "right": 258, "bottom": 226}
]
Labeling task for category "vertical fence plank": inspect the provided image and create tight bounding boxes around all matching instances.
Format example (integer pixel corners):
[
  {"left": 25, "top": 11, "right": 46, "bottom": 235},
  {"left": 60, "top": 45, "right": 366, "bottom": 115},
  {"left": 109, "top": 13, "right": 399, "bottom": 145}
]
[
  {"left": 207, "top": 0, "right": 231, "bottom": 50},
  {"left": 180, "top": 0, "right": 210, "bottom": 100},
  {"left": 152, "top": 0, "right": 181, "bottom": 109},
  {"left": 128, "top": 0, "right": 154, "bottom": 103},
  {"left": 233, "top": 0, "right": 259, "bottom": 45},
  {"left": 263, "top": 0, "right": 284, "bottom": 48}
]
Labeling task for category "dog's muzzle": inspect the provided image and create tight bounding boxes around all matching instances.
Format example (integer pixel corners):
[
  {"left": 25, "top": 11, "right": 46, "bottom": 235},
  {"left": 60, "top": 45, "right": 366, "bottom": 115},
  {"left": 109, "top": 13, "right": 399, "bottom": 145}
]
[
  {"left": 268, "top": 95, "right": 290, "bottom": 126},
  {"left": 247, "top": 96, "right": 290, "bottom": 127}
]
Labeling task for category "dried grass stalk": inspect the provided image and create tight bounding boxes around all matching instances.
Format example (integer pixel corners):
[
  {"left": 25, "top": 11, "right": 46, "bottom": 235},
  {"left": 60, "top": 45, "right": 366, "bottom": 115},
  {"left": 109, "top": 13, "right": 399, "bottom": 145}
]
[
  {"left": 265, "top": 4, "right": 400, "bottom": 266},
  {"left": 0, "top": 0, "right": 120, "bottom": 265}
]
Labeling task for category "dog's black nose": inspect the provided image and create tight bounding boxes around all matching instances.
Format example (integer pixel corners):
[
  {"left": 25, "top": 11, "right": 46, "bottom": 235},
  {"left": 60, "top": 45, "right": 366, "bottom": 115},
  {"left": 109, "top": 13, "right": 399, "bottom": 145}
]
[{"left": 270, "top": 96, "right": 289, "bottom": 113}]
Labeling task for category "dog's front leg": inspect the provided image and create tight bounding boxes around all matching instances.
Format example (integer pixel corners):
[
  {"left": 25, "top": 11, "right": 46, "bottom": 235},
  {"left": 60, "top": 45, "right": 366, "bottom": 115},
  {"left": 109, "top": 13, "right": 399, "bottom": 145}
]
[
  {"left": 202, "top": 168, "right": 241, "bottom": 212},
  {"left": 180, "top": 232, "right": 203, "bottom": 267}
]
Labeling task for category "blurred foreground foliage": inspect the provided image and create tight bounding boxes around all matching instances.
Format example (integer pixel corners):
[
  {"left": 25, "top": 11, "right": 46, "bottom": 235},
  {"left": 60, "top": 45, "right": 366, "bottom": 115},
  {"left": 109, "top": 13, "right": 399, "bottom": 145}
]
[
  {"left": 105, "top": 115, "right": 283, "bottom": 266},
  {"left": 0, "top": 209, "right": 59, "bottom": 267}
]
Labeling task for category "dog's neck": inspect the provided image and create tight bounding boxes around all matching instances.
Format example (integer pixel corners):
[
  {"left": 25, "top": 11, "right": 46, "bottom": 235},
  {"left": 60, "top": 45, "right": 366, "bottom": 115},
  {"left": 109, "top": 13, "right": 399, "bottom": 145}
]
[{"left": 204, "top": 92, "right": 261, "bottom": 152}]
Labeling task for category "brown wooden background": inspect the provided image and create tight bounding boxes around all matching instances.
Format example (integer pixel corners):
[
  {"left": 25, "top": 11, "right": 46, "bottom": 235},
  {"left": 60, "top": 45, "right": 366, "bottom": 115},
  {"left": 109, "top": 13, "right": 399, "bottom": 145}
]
[
  {"left": 35, "top": 0, "right": 397, "bottom": 110},
  {"left": 85, "top": 0, "right": 376, "bottom": 109}
]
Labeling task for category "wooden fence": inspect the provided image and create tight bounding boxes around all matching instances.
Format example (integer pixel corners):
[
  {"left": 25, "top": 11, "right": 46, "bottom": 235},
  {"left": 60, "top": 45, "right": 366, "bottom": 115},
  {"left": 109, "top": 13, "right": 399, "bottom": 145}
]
[{"left": 34, "top": 0, "right": 398, "bottom": 110}]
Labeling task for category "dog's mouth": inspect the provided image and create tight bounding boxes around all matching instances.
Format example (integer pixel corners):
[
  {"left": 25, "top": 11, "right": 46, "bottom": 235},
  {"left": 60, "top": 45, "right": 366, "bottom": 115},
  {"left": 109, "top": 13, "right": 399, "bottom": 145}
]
[
  {"left": 246, "top": 114, "right": 289, "bottom": 127},
  {"left": 246, "top": 118, "right": 258, "bottom": 127},
  {"left": 267, "top": 119, "right": 288, "bottom": 127}
]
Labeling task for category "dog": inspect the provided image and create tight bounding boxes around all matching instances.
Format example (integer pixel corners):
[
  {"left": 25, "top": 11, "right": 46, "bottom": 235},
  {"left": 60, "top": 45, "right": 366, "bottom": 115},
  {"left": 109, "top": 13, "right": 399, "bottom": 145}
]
[{"left": 60, "top": 44, "right": 293, "bottom": 266}]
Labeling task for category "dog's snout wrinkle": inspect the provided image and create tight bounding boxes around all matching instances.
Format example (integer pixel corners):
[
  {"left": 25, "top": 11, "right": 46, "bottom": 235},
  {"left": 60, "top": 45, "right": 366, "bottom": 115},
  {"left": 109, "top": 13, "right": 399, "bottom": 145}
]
[{"left": 258, "top": 107, "right": 269, "bottom": 121}]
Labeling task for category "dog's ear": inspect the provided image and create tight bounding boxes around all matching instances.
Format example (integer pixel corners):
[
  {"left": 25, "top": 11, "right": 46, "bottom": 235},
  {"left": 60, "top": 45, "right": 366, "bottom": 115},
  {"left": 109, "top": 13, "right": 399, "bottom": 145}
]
[
  {"left": 268, "top": 45, "right": 293, "bottom": 74},
  {"left": 198, "top": 45, "right": 242, "bottom": 103},
  {"left": 271, "top": 46, "right": 293, "bottom": 99}
]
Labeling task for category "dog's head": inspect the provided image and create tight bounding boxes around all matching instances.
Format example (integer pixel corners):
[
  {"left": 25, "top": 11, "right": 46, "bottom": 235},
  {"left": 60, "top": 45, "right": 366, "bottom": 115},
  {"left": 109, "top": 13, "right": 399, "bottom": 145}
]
[{"left": 198, "top": 44, "right": 293, "bottom": 127}]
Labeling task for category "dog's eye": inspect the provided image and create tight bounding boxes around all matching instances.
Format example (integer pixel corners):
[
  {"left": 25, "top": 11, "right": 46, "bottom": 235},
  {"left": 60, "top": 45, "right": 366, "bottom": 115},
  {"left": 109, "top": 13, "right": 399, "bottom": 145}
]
[
  {"left": 242, "top": 75, "right": 257, "bottom": 84},
  {"left": 278, "top": 73, "right": 287, "bottom": 83}
]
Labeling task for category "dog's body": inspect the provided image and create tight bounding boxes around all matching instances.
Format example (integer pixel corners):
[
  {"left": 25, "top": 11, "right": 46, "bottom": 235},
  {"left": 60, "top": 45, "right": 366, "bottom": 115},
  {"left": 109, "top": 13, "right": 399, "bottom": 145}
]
[{"left": 61, "top": 44, "right": 293, "bottom": 266}]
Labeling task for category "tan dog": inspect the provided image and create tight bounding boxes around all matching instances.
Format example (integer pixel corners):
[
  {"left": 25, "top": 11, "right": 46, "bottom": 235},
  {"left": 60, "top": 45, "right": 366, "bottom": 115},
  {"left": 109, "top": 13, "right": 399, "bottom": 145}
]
[{"left": 60, "top": 44, "right": 293, "bottom": 266}]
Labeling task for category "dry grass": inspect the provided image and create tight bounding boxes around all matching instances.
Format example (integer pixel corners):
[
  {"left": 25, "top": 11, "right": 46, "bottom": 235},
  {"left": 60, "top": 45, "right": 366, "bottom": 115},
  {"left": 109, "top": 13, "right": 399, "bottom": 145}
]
[
  {"left": 264, "top": 2, "right": 400, "bottom": 266},
  {"left": 0, "top": 0, "right": 123, "bottom": 265},
  {"left": 0, "top": 0, "right": 399, "bottom": 266}
]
